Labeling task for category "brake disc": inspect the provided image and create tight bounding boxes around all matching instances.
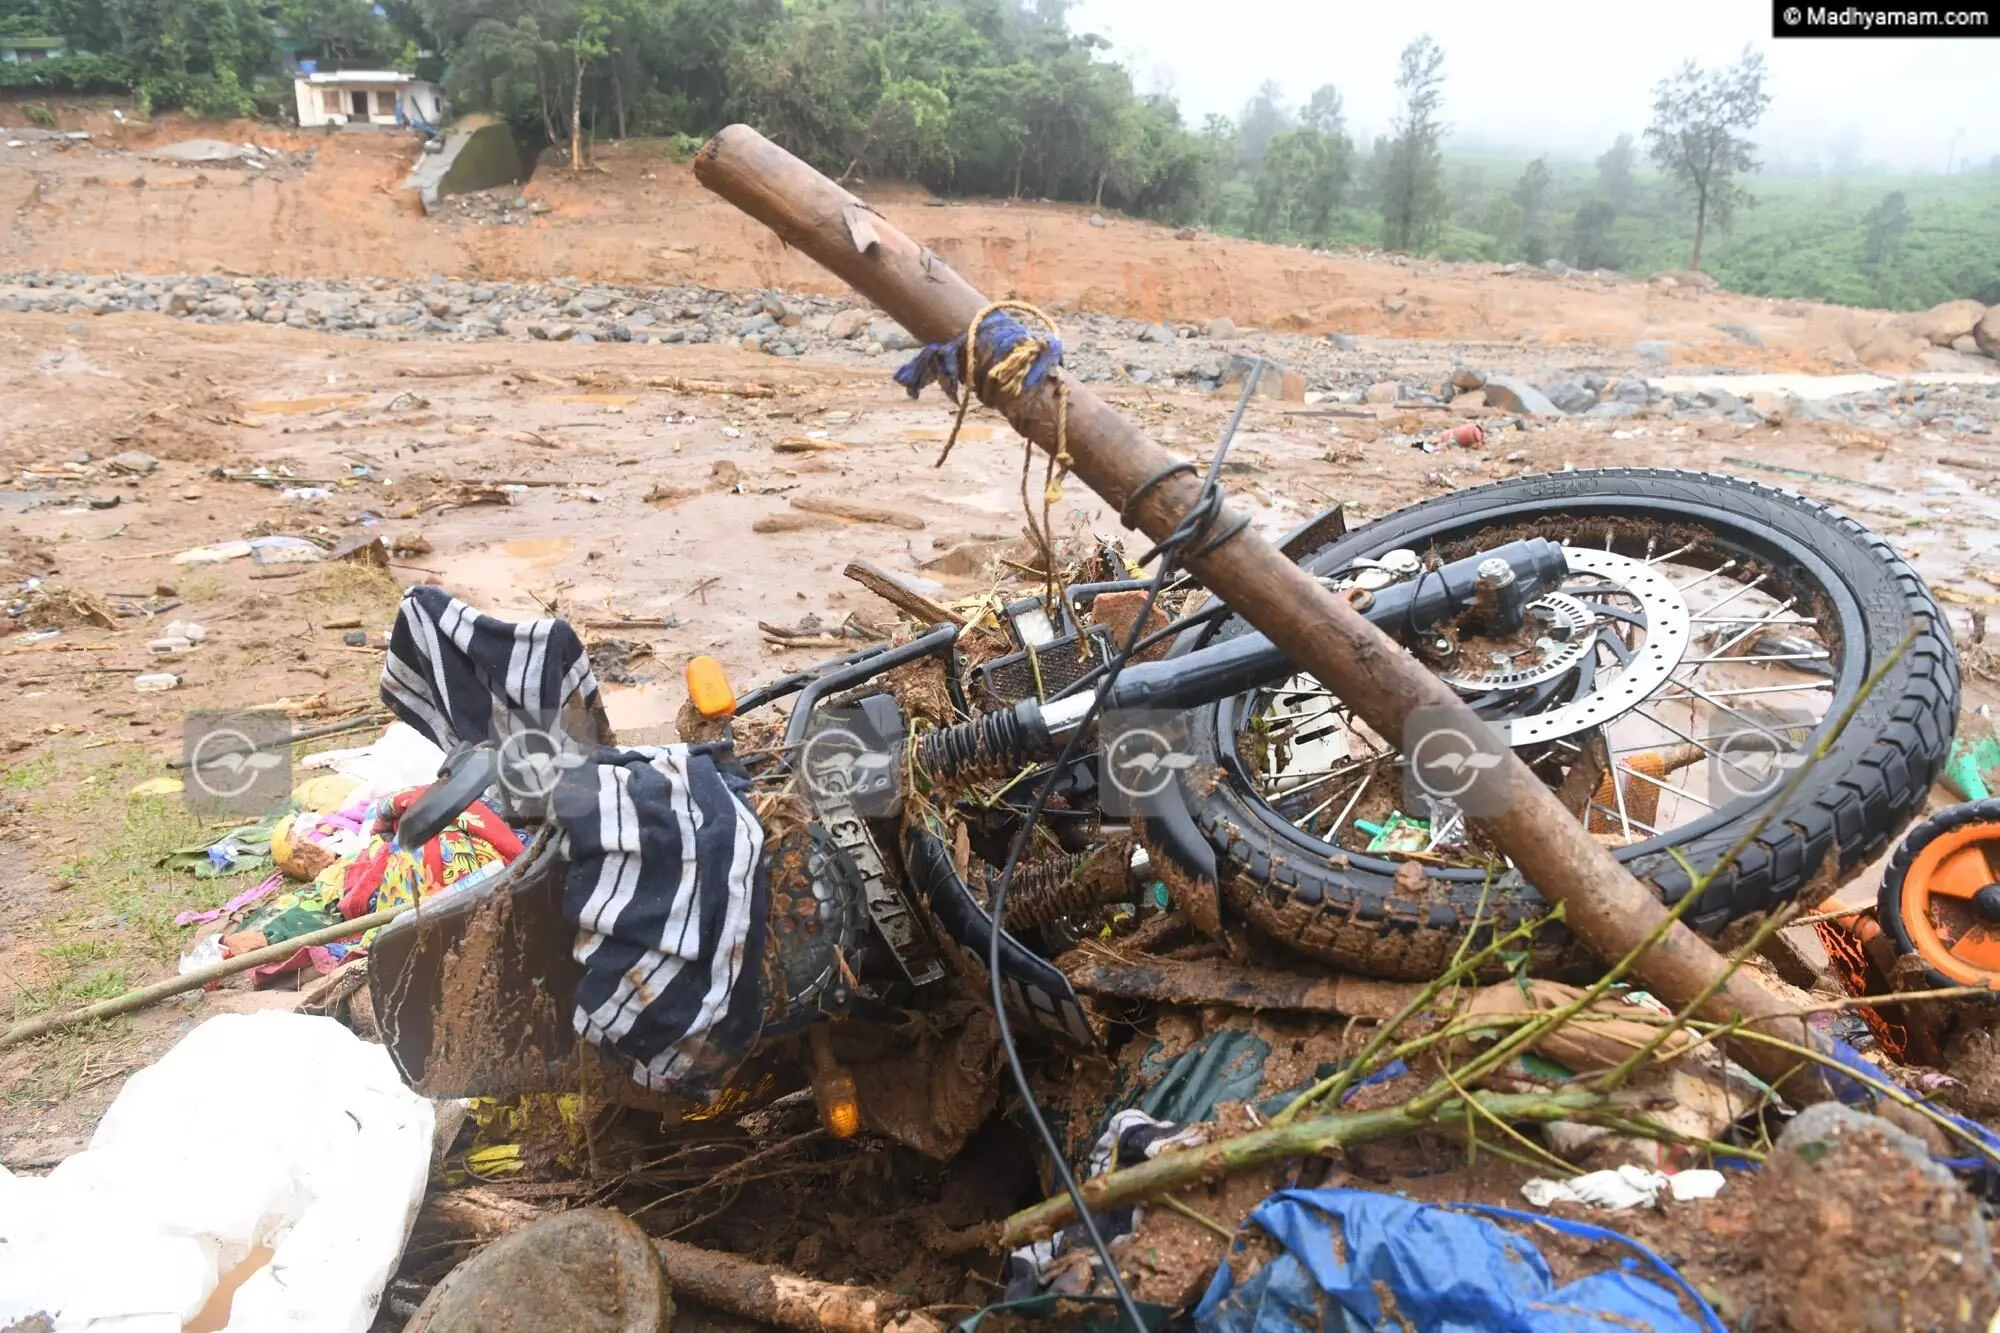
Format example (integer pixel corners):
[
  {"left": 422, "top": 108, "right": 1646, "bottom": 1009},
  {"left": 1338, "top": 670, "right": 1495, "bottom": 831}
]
[{"left": 1488, "top": 545, "right": 1691, "bottom": 747}]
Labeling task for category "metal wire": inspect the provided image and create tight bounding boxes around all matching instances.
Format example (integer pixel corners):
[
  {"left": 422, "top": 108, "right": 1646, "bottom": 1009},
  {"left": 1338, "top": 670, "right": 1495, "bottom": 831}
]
[{"left": 984, "top": 359, "right": 1267, "bottom": 1331}]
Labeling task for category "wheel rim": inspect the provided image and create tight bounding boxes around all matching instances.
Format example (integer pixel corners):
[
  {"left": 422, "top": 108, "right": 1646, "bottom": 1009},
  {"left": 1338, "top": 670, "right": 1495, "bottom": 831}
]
[
  {"left": 1897, "top": 821, "right": 2000, "bottom": 988},
  {"left": 1215, "top": 493, "right": 1865, "bottom": 876}
]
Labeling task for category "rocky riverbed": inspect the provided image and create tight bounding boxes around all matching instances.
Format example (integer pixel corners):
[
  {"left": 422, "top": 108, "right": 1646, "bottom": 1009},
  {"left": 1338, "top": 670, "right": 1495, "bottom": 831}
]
[{"left": 4, "top": 267, "right": 1997, "bottom": 435}]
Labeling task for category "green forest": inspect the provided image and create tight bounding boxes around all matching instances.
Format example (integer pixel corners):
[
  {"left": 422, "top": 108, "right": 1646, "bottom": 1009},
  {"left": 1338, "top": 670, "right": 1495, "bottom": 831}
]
[{"left": 3, "top": 0, "right": 1996, "bottom": 310}]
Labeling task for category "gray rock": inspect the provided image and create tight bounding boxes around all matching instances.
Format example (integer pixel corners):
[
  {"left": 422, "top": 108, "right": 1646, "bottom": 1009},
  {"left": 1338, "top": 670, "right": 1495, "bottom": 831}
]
[
  {"left": 571, "top": 331, "right": 596, "bottom": 344},
  {"left": 1329, "top": 333, "right": 1359, "bottom": 352},
  {"left": 1480, "top": 374, "right": 1562, "bottom": 416},
  {"left": 1542, "top": 258, "right": 1572, "bottom": 276},
  {"left": 108, "top": 450, "right": 159, "bottom": 475},
  {"left": 1699, "top": 388, "right": 1744, "bottom": 412},
  {"left": 1138, "top": 322, "right": 1174, "bottom": 344},
  {"left": 868, "top": 320, "right": 919, "bottom": 352},
  {"left": 1580, "top": 372, "right": 1609, "bottom": 393},
  {"left": 1193, "top": 356, "right": 1224, "bottom": 381},
  {"left": 737, "top": 313, "right": 776, "bottom": 337},
  {"left": 609, "top": 324, "right": 631, "bottom": 342},
  {"left": 1586, "top": 401, "right": 1638, "bottom": 418},
  {"left": 1207, "top": 316, "right": 1236, "bottom": 339},
  {"left": 580, "top": 295, "right": 612, "bottom": 313},
  {"left": 1088, "top": 213, "right": 1107, "bottom": 228},
  {"left": 1717, "top": 323, "right": 1765, "bottom": 348},
  {"left": 1757, "top": 1103, "right": 1991, "bottom": 1333},
  {"left": 1129, "top": 368, "right": 1154, "bottom": 384},
  {"left": 1635, "top": 340, "right": 1672, "bottom": 363},
  {"left": 1542, "top": 379, "right": 1597, "bottom": 413},
  {"left": 1790, "top": 399, "right": 1841, "bottom": 422},
  {"left": 1381, "top": 297, "right": 1407, "bottom": 314}
]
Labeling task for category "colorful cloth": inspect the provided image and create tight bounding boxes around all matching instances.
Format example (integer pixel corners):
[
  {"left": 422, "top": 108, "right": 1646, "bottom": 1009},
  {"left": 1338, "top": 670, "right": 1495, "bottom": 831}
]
[{"left": 336, "top": 789, "right": 523, "bottom": 923}]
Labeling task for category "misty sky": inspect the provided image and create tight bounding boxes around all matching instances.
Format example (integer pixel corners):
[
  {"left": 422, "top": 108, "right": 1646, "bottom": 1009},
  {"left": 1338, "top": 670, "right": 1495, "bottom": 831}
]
[{"left": 1068, "top": 0, "right": 1997, "bottom": 173}]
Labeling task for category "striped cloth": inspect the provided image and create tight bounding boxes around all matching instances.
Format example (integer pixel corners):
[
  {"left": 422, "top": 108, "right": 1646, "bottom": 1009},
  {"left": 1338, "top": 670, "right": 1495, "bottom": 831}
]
[
  {"left": 380, "top": 585, "right": 607, "bottom": 754},
  {"left": 380, "top": 587, "right": 770, "bottom": 1097},
  {"left": 553, "top": 746, "right": 769, "bottom": 1094}
]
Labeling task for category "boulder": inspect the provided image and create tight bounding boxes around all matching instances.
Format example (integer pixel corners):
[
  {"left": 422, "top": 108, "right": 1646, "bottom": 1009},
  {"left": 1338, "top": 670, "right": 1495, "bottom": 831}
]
[
  {"left": 827, "top": 308, "right": 869, "bottom": 340},
  {"left": 1328, "top": 333, "right": 1359, "bottom": 352},
  {"left": 1754, "top": 1104, "right": 1991, "bottom": 1333},
  {"left": 1449, "top": 365, "right": 1485, "bottom": 392},
  {"left": 1541, "top": 379, "right": 1597, "bottom": 413},
  {"left": 1699, "top": 387, "right": 1743, "bottom": 413},
  {"left": 1853, "top": 328, "right": 1928, "bottom": 367},
  {"left": 1222, "top": 355, "right": 1305, "bottom": 403},
  {"left": 1898, "top": 298, "right": 1987, "bottom": 347},
  {"left": 868, "top": 320, "right": 919, "bottom": 351},
  {"left": 1363, "top": 381, "right": 1401, "bottom": 404},
  {"left": 1138, "top": 322, "right": 1174, "bottom": 344},
  {"left": 1088, "top": 213, "right": 1107, "bottom": 228},
  {"left": 1975, "top": 305, "right": 2000, "bottom": 358},
  {"left": 1634, "top": 340, "right": 1672, "bottom": 363},
  {"left": 1207, "top": 316, "right": 1236, "bottom": 339},
  {"left": 1479, "top": 374, "right": 1561, "bottom": 416},
  {"left": 1650, "top": 268, "right": 1719, "bottom": 291},
  {"left": 1585, "top": 401, "right": 1638, "bottom": 418}
]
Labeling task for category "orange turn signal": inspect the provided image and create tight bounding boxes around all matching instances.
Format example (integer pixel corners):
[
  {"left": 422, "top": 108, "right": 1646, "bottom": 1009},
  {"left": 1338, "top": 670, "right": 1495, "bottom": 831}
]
[{"left": 684, "top": 655, "right": 736, "bottom": 718}]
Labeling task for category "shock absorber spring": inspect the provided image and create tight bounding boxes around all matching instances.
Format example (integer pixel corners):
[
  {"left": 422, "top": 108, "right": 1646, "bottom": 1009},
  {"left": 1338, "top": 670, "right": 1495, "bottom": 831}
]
[
  {"left": 918, "top": 708, "right": 1041, "bottom": 782},
  {"left": 989, "top": 841, "right": 1133, "bottom": 929}
]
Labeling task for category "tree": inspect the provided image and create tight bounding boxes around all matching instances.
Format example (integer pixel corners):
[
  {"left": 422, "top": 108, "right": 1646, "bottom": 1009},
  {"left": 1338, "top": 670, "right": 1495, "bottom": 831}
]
[
  {"left": 1643, "top": 46, "right": 1770, "bottom": 271},
  {"left": 1511, "top": 155, "right": 1552, "bottom": 263},
  {"left": 1236, "top": 78, "right": 1291, "bottom": 172},
  {"left": 1301, "top": 82, "right": 1344, "bottom": 135},
  {"left": 1568, "top": 199, "right": 1618, "bottom": 270},
  {"left": 1380, "top": 34, "right": 1446, "bottom": 254},
  {"left": 1864, "top": 190, "right": 1910, "bottom": 265},
  {"left": 1595, "top": 133, "right": 1635, "bottom": 213},
  {"left": 567, "top": 1, "right": 607, "bottom": 170},
  {"left": 1249, "top": 124, "right": 1350, "bottom": 244}
]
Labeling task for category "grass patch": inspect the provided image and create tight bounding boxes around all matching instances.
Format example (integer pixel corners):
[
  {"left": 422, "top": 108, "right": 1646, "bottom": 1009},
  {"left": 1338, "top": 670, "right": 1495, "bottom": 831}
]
[
  {"left": 173, "top": 567, "right": 223, "bottom": 603},
  {"left": 3, "top": 745, "right": 234, "bottom": 1029},
  {"left": 303, "top": 563, "right": 404, "bottom": 618}
]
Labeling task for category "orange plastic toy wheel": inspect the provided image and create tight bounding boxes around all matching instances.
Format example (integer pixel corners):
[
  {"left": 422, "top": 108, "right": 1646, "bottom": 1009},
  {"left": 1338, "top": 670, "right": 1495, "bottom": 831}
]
[{"left": 1880, "top": 801, "right": 2000, "bottom": 990}]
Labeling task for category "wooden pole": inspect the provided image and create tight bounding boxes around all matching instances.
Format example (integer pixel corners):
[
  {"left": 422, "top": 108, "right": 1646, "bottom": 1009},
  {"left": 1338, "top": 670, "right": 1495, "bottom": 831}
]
[
  {"left": 0, "top": 907, "right": 402, "bottom": 1051},
  {"left": 692, "top": 124, "right": 1835, "bottom": 1102}
]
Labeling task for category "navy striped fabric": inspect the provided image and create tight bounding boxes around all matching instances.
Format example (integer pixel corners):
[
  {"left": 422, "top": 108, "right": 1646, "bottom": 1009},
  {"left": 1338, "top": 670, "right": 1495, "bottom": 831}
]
[
  {"left": 554, "top": 746, "right": 769, "bottom": 1093},
  {"left": 380, "top": 587, "right": 769, "bottom": 1097},
  {"left": 381, "top": 585, "right": 604, "bottom": 752}
]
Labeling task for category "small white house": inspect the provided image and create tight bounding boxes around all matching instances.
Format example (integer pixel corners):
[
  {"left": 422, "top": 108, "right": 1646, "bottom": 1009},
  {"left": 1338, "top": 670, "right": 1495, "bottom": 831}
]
[{"left": 293, "top": 70, "right": 444, "bottom": 130}]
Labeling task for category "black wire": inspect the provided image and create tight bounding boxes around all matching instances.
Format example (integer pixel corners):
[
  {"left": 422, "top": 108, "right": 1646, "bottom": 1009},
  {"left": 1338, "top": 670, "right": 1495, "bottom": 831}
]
[{"left": 985, "top": 359, "right": 1266, "bottom": 1332}]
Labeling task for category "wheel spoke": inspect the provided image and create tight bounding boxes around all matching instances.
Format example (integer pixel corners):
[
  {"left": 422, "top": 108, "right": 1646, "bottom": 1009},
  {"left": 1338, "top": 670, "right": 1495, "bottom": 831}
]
[
  {"left": 1615, "top": 761, "right": 1719, "bottom": 811},
  {"left": 1673, "top": 560, "right": 1738, "bottom": 595},
  {"left": 1658, "top": 681, "right": 1834, "bottom": 701}
]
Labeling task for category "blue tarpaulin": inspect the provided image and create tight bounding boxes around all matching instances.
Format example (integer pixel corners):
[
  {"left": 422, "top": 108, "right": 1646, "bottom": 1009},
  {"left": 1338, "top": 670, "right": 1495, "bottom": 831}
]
[{"left": 1193, "top": 1188, "right": 1719, "bottom": 1333}]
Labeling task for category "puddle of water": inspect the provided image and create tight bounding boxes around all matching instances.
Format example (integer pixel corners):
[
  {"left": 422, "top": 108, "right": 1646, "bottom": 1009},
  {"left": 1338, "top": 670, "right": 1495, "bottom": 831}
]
[
  {"left": 602, "top": 682, "right": 681, "bottom": 737},
  {"left": 242, "top": 394, "right": 370, "bottom": 414},
  {"left": 501, "top": 536, "right": 575, "bottom": 565}
]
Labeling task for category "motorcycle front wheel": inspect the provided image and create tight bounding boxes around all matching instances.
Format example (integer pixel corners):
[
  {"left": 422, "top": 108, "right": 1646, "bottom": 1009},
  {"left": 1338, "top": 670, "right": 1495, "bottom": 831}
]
[{"left": 1176, "top": 468, "right": 1958, "bottom": 979}]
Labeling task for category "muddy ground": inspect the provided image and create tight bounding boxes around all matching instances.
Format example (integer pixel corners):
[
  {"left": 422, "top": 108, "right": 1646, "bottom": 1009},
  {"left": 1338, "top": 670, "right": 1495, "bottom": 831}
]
[{"left": 4, "top": 109, "right": 2000, "bottom": 1332}]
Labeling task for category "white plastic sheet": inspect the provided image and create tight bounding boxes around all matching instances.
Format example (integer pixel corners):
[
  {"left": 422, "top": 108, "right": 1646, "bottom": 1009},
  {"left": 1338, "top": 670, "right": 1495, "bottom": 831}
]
[{"left": 0, "top": 1011, "right": 433, "bottom": 1332}]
